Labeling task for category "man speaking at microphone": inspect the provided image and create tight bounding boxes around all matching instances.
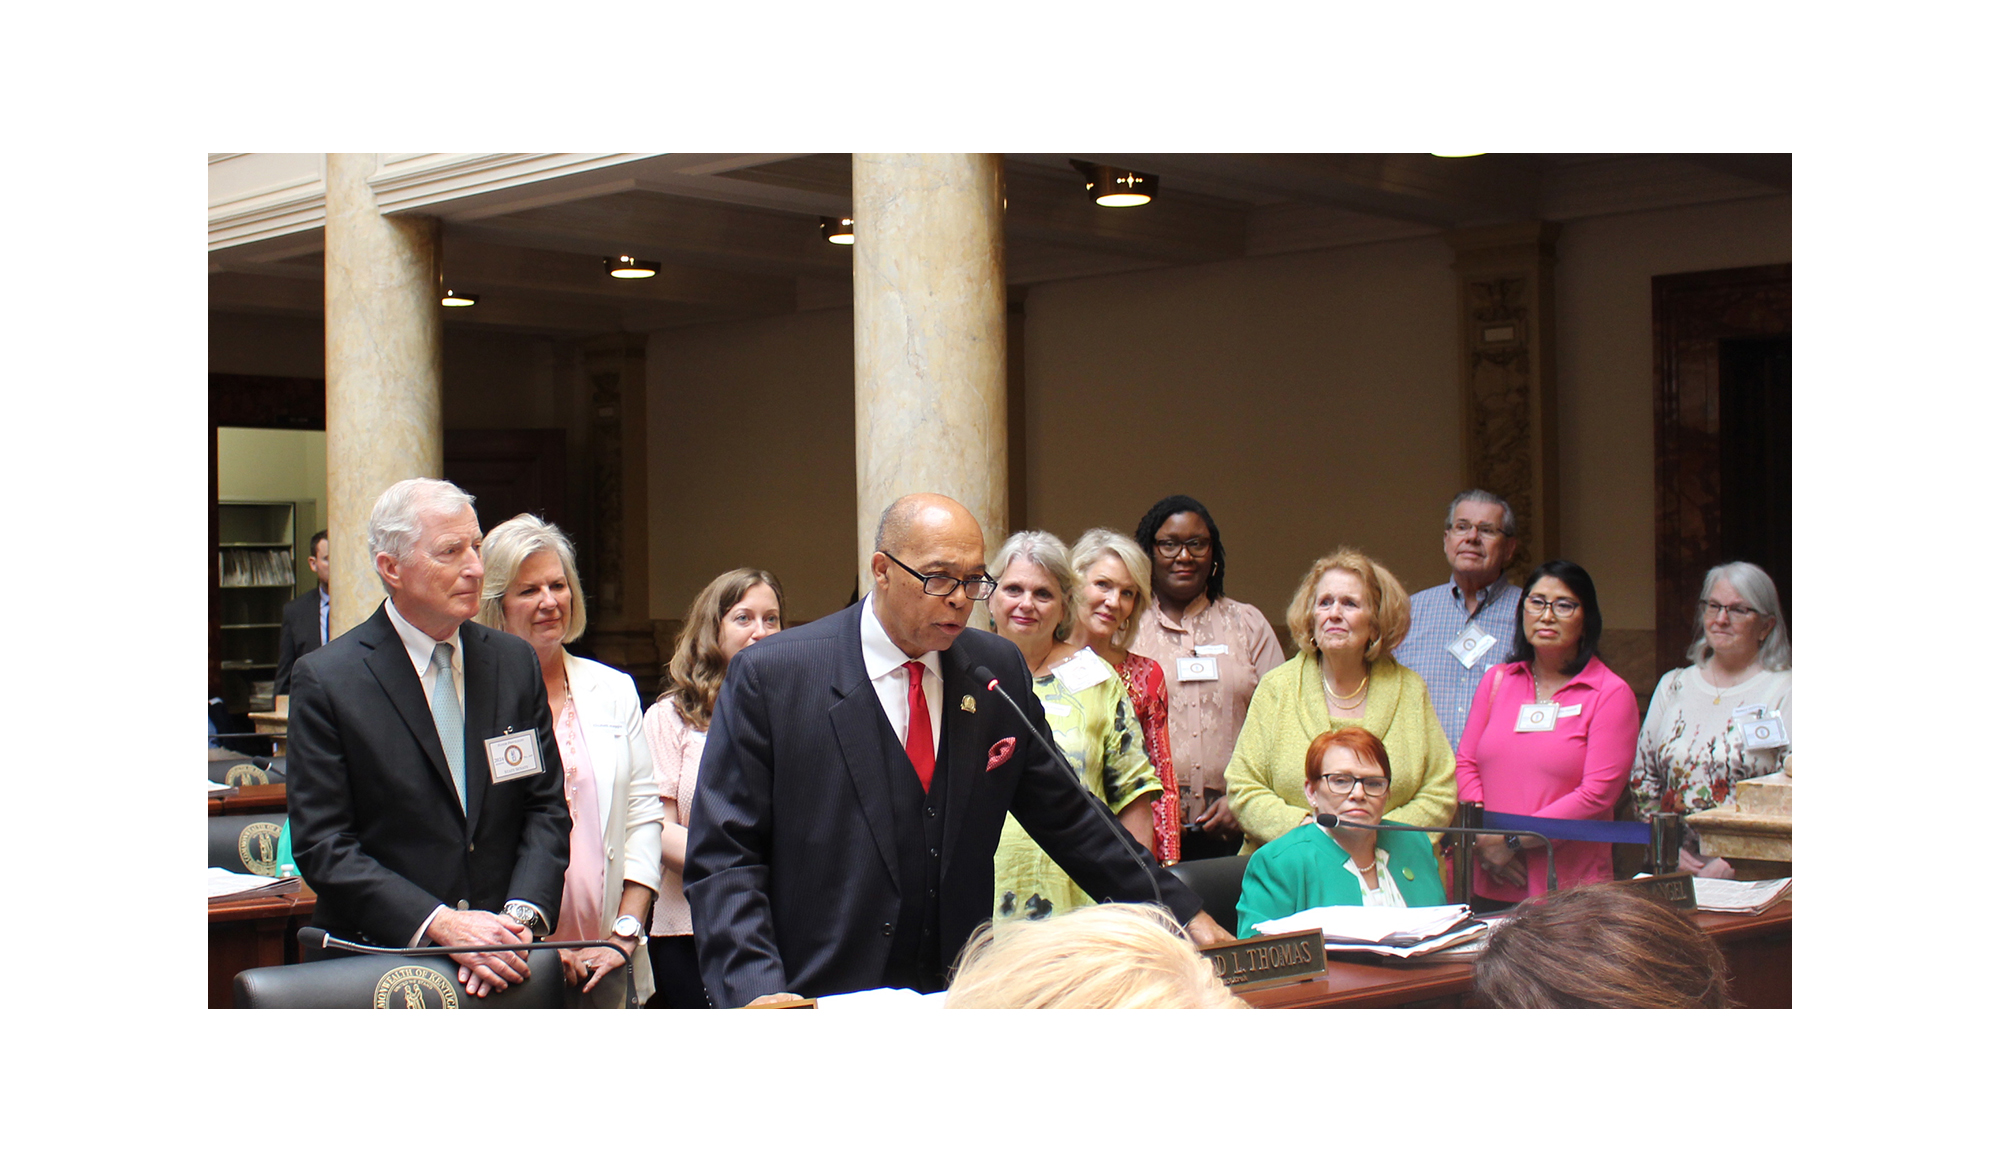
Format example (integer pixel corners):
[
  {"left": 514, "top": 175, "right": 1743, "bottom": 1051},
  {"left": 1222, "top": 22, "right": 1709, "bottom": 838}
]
[{"left": 686, "top": 494, "right": 1228, "bottom": 1007}]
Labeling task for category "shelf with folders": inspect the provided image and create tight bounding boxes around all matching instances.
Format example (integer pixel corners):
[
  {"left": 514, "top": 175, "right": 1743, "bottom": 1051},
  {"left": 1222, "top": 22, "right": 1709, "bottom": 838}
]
[{"left": 215, "top": 500, "right": 298, "bottom": 715}]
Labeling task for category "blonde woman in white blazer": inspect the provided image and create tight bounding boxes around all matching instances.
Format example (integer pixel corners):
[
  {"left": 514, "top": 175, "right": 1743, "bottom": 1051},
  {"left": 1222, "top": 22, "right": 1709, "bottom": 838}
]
[{"left": 478, "top": 514, "right": 664, "bottom": 1008}]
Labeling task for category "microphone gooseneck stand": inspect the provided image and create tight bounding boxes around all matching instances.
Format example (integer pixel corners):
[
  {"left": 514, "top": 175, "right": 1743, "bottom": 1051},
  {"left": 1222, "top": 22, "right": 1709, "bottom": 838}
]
[{"left": 970, "top": 664, "right": 1167, "bottom": 916}]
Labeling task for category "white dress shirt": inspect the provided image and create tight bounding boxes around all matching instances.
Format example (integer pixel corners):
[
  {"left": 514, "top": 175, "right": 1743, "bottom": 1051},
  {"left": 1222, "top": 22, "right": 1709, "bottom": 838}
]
[
  {"left": 858, "top": 594, "right": 941, "bottom": 762},
  {"left": 382, "top": 596, "right": 464, "bottom": 717}
]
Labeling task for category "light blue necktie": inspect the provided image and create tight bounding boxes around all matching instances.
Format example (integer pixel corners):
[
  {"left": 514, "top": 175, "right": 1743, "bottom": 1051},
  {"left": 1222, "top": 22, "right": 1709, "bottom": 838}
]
[{"left": 429, "top": 642, "right": 466, "bottom": 810}]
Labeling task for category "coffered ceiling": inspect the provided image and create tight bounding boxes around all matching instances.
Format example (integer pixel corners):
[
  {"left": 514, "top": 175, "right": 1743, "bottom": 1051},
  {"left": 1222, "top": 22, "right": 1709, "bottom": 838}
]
[{"left": 207, "top": 153, "right": 1790, "bottom": 338}]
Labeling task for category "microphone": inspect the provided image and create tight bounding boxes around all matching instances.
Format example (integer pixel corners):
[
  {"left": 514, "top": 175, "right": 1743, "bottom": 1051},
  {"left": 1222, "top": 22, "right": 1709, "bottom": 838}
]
[
  {"left": 1314, "top": 815, "right": 1558, "bottom": 898},
  {"left": 312, "top": 930, "right": 639, "bottom": 1007},
  {"left": 970, "top": 663, "right": 1167, "bottom": 915}
]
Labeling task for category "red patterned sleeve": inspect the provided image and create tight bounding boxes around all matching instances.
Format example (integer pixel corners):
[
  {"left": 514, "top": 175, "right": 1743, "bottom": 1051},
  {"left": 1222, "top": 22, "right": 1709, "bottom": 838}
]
[{"left": 1121, "top": 655, "right": 1181, "bottom": 865}]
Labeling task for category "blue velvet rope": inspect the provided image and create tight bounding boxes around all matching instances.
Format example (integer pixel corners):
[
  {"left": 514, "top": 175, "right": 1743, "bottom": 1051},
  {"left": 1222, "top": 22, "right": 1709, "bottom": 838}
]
[{"left": 1480, "top": 811, "right": 1654, "bottom": 845}]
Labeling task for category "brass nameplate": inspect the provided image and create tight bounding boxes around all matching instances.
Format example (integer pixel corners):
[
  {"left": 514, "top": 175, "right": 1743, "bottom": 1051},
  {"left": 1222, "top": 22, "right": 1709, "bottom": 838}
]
[
  {"left": 1617, "top": 871, "right": 1696, "bottom": 910},
  {"left": 1200, "top": 931, "right": 1327, "bottom": 991}
]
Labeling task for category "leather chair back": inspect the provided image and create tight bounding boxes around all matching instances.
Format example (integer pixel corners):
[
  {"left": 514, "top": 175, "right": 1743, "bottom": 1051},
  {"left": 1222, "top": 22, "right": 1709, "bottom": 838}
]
[
  {"left": 209, "top": 813, "right": 288, "bottom": 876},
  {"left": 235, "top": 947, "right": 565, "bottom": 1009},
  {"left": 1167, "top": 854, "right": 1251, "bottom": 936}
]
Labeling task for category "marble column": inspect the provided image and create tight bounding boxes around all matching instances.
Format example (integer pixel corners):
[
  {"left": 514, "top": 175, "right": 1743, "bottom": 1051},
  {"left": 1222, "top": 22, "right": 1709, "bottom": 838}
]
[
  {"left": 851, "top": 154, "right": 1008, "bottom": 600},
  {"left": 1447, "top": 221, "right": 1562, "bottom": 578},
  {"left": 323, "top": 153, "right": 444, "bottom": 636}
]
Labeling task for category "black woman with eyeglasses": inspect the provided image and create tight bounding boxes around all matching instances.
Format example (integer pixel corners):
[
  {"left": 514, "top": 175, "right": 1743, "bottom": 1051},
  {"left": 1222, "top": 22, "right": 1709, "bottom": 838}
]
[
  {"left": 1454, "top": 559, "right": 1640, "bottom": 910},
  {"left": 1629, "top": 561, "right": 1792, "bottom": 880},
  {"left": 1130, "top": 495, "right": 1285, "bottom": 860},
  {"left": 1234, "top": 727, "right": 1445, "bottom": 938}
]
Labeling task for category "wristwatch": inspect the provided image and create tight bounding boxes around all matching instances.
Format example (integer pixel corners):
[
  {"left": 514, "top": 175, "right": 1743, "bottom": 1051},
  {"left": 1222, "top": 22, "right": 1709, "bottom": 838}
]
[
  {"left": 503, "top": 902, "right": 548, "bottom": 937},
  {"left": 611, "top": 914, "right": 645, "bottom": 943},
  {"left": 1504, "top": 835, "right": 1522, "bottom": 852}
]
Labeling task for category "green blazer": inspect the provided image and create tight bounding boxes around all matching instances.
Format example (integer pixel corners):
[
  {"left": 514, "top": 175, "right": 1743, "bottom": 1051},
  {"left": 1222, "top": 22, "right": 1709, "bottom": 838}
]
[{"left": 1235, "top": 823, "right": 1446, "bottom": 938}]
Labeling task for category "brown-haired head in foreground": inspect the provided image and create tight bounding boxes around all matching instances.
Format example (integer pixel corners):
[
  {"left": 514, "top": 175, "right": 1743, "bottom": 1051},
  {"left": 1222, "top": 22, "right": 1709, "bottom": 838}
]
[
  {"left": 1471, "top": 882, "right": 1732, "bottom": 1009},
  {"left": 943, "top": 903, "right": 1247, "bottom": 1009}
]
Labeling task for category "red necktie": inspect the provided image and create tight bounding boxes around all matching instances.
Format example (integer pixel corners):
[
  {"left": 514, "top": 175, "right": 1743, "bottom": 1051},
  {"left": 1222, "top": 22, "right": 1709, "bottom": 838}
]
[{"left": 903, "top": 660, "right": 935, "bottom": 793}]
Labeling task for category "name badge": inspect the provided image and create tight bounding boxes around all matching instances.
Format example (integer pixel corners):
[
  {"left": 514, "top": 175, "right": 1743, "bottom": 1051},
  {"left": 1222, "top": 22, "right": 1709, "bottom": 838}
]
[
  {"left": 1514, "top": 703, "right": 1558, "bottom": 732},
  {"left": 1052, "top": 651, "right": 1110, "bottom": 693},
  {"left": 1731, "top": 703, "right": 1768, "bottom": 720},
  {"left": 1741, "top": 713, "right": 1789, "bottom": 750},
  {"left": 1194, "top": 644, "right": 1231, "bottom": 657},
  {"left": 1177, "top": 656, "right": 1220, "bottom": 682},
  {"left": 484, "top": 731, "right": 545, "bottom": 783},
  {"left": 1450, "top": 623, "right": 1498, "bottom": 669},
  {"left": 1557, "top": 703, "right": 1582, "bottom": 718}
]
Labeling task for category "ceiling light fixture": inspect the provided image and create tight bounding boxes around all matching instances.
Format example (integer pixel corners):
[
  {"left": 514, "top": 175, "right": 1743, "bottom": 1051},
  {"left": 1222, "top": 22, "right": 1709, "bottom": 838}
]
[
  {"left": 1430, "top": 152, "right": 1487, "bottom": 158},
  {"left": 820, "top": 216, "right": 855, "bottom": 245},
  {"left": 604, "top": 255, "right": 660, "bottom": 279},
  {"left": 1070, "top": 160, "right": 1157, "bottom": 207},
  {"left": 441, "top": 290, "right": 479, "bottom": 307}
]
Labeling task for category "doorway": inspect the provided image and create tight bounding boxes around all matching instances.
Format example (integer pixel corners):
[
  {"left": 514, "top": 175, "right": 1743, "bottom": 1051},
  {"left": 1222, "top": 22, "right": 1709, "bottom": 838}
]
[{"left": 1652, "top": 265, "right": 1792, "bottom": 676}]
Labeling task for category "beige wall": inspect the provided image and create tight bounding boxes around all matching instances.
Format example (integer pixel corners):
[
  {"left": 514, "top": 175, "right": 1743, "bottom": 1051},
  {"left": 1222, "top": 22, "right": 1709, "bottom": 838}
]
[
  {"left": 646, "top": 308, "right": 858, "bottom": 624},
  {"left": 1023, "top": 237, "right": 1463, "bottom": 643},
  {"left": 1556, "top": 194, "right": 1792, "bottom": 629}
]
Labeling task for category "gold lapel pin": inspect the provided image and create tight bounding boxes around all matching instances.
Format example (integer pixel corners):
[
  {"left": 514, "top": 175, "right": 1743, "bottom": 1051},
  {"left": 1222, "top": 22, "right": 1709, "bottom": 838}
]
[{"left": 960, "top": 695, "right": 977, "bottom": 713}]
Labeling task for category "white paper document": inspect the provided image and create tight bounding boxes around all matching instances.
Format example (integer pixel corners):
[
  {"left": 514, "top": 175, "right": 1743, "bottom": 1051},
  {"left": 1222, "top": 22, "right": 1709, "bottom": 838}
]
[
  {"left": 1253, "top": 904, "right": 1475, "bottom": 946},
  {"left": 207, "top": 867, "right": 303, "bottom": 903},
  {"left": 1691, "top": 877, "right": 1792, "bottom": 913}
]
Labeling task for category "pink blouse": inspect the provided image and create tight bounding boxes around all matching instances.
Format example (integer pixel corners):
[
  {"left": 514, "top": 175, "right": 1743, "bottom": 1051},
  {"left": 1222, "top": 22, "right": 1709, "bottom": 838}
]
[
  {"left": 552, "top": 696, "right": 607, "bottom": 944},
  {"left": 1454, "top": 656, "right": 1640, "bottom": 903},
  {"left": 641, "top": 699, "right": 706, "bottom": 937}
]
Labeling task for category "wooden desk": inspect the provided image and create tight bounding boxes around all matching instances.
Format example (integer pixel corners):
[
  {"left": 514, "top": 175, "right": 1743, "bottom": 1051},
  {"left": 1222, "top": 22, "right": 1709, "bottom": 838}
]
[
  {"left": 1240, "top": 903, "right": 1791, "bottom": 1009},
  {"left": 210, "top": 783, "right": 287, "bottom": 816},
  {"left": 209, "top": 887, "right": 316, "bottom": 1008}
]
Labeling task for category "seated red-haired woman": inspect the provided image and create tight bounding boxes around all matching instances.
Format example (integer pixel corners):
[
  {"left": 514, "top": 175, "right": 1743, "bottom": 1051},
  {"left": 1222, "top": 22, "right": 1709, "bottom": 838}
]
[{"left": 1233, "top": 726, "right": 1446, "bottom": 939}]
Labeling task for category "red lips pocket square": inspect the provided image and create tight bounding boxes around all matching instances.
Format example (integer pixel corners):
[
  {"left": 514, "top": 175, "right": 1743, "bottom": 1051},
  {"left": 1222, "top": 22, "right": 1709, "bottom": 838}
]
[{"left": 985, "top": 737, "right": 1017, "bottom": 771}]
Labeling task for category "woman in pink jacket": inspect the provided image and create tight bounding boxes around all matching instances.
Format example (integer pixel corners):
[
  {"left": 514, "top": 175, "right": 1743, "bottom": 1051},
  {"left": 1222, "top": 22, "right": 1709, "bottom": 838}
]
[{"left": 1455, "top": 560, "right": 1639, "bottom": 910}]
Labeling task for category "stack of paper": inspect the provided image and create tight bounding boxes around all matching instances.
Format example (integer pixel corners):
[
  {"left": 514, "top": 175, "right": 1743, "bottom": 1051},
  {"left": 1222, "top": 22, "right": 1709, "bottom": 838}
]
[
  {"left": 208, "top": 867, "right": 303, "bottom": 903},
  {"left": 1691, "top": 877, "right": 1792, "bottom": 914},
  {"left": 207, "top": 780, "right": 238, "bottom": 798},
  {"left": 1252, "top": 904, "right": 1488, "bottom": 959}
]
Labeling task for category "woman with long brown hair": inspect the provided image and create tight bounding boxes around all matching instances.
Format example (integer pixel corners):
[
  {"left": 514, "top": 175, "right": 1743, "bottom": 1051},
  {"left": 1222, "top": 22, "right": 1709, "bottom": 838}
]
[{"left": 641, "top": 567, "right": 784, "bottom": 1007}]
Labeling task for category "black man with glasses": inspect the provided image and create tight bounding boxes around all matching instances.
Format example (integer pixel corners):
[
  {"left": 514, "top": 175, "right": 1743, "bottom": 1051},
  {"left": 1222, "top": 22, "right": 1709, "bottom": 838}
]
[
  {"left": 1395, "top": 489, "right": 1524, "bottom": 750},
  {"left": 1234, "top": 726, "right": 1445, "bottom": 938},
  {"left": 685, "top": 493, "right": 1226, "bottom": 1007},
  {"left": 1453, "top": 559, "right": 1639, "bottom": 912}
]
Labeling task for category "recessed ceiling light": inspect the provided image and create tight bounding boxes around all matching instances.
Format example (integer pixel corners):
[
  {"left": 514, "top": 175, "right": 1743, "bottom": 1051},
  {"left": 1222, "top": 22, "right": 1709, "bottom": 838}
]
[
  {"left": 441, "top": 290, "right": 478, "bottom": 307},
  {"left": 1431, "top": 152, "right": 1487, "bottom": 158},
  {"left": 820, "top": 216, "right": 855, "bottom": 245},
  {"left": 604, "top": 255, "right": 660, "bottom": 279},
  {"left": 1070, "top": 160, "right": 1157, "bottom": 208}
]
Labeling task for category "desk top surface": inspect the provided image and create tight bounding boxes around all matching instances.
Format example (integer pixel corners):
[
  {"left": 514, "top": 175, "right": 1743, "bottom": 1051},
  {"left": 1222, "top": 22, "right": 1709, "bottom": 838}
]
[
  {"left": 209, "top": 886, "right": 316, "bottom": 924},
  {"left": 1240, "top": 901, "right": 1790, "bottom": 1009}
]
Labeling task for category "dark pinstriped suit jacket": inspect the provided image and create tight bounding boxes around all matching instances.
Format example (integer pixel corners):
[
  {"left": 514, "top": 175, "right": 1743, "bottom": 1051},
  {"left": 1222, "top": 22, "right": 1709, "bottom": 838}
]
[{"left": 685, "top": 601, "right": 1203, "bottom": 1007}]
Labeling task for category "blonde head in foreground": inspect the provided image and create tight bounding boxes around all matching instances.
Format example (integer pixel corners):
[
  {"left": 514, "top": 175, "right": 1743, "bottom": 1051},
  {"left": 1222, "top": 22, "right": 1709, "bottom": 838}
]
[{"left": 943, "top": 903, "right": 1246, "bottom": 1009}]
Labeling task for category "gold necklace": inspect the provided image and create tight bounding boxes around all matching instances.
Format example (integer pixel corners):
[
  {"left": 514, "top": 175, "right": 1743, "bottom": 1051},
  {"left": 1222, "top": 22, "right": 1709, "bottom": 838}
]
[{"left": 1322, "top": 668, "right": 1369, "bottom": 711}]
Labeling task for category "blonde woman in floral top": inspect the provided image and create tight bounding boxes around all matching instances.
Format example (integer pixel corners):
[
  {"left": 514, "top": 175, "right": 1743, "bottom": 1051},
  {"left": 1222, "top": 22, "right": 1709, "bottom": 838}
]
[
  {"left": 1630, "top": 562, "right": 1792, "bottom": 879},
  {"left": 986, "top": 531, "right": 1161, "bottom": 920}
]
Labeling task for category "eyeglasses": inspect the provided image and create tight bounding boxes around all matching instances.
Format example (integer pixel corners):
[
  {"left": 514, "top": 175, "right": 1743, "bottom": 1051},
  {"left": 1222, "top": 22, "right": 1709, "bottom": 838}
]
[
  {"left": 1447, "top": 520, "right": 1508, "bottom": 541},
  {"left": 1524, "top": 595, "right": 1581, "bottom": 618},
  {"left": 1152, "top": 536, "right": 1212, "bottom": 559},
  {"left": 1699, "top": 599, "right": 1760, "bottom": 621},
  {"left": 882, "top": 550, "right": 997, "bottom": 600},
  {"left": 1309, "top": 773, "right": 1390, "bottom": 797}
]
